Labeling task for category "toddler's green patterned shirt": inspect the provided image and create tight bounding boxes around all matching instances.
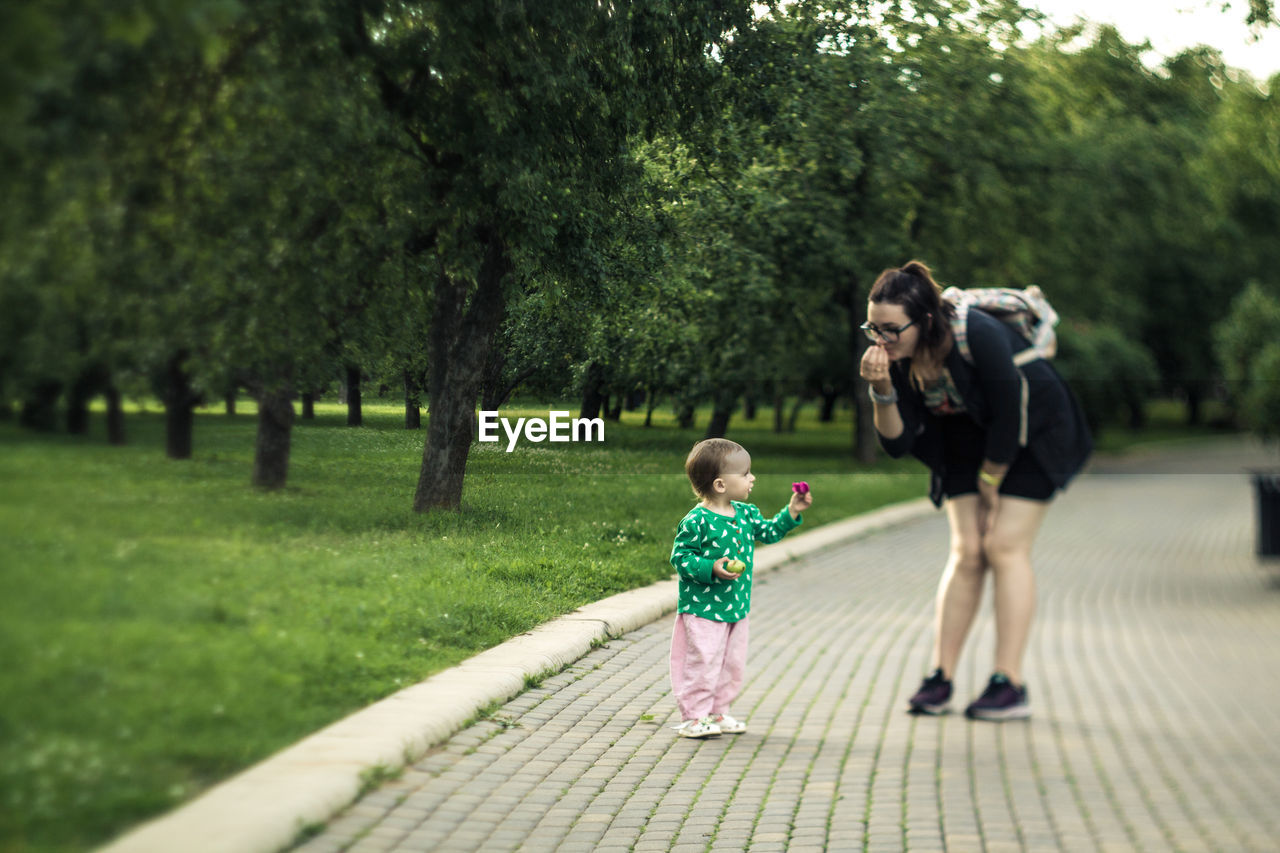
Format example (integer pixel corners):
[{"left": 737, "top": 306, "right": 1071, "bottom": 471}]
[{"left": 670, "top": 501, "right": 802, "bottom": 623}]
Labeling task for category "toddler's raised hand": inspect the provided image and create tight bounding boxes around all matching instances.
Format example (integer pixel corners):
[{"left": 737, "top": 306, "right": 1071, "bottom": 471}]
[{"left": 789, "top": 481, "right": 812, "bottom": 517}]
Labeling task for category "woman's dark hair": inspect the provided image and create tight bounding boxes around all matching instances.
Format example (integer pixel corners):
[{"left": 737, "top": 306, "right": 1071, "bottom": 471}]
[{"left": 869, "top": 260, "right": 955, "bottom": 376}]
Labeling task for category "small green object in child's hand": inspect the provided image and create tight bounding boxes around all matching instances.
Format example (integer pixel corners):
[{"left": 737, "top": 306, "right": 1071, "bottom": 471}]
[{"left": 727, "top": 559, "right": 746, "bottom": 573}]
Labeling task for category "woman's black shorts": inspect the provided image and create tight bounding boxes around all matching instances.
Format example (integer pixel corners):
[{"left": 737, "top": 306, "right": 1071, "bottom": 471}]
[{"left": 938, "top": 414, "right": 1056, "bottom": 502}]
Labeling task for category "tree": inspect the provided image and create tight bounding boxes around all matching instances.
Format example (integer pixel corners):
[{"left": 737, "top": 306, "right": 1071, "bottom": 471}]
[
  {"left": 0, "top": 2, "right": 251, "bottom": 452},
  {"left": 336, "top": 0, "right": 752, "bottom": 511},
  {"left": 708, "top": 0, "right": 1051, "bottom": 458},
  {"left": 1056, "top": 322, "right": 1159, "bottom": 434},
  {"left": 1213, "top": 282, "right": 1280, "bottom": 426},
  {"left": 184, "top": 6, "right": 400, "bottom": 488},
  {"left": 1200, "top": 66, "right": 1280, "bottom": 289},
  {"left": 1244, "top": 0, "right": 1278, "bottom": 29},
  {"left": 1012, "top": 28, "right": 1248, "bottom": 423},
  {"left": 6, "top": 0, "right": 1270, "bottom": 494}
]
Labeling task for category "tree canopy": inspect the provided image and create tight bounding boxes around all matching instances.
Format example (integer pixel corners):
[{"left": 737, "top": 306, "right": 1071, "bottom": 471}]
[{"left": 3, "top": 0, "right": 1278, "bottom": 504}]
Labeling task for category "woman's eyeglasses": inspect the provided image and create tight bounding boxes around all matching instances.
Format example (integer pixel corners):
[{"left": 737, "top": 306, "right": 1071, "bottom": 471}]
[{"left": 860, "top": 320, "right": 916, "bottom": 343}]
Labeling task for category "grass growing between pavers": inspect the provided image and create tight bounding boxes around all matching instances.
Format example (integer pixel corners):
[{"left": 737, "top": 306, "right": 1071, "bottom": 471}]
[{"left": 0, "top": 398, "right": 926, "bottom": 853}]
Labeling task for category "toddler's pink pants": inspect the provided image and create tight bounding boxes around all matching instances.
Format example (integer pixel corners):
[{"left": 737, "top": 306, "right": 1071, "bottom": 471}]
[{"left": 669, "top": 613, "right": 749, "bottom": 721}]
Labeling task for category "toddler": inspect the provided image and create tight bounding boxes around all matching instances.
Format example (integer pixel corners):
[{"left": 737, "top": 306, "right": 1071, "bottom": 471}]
[{"left": 669, "top": 438, "right": 812, "bottom": 738}]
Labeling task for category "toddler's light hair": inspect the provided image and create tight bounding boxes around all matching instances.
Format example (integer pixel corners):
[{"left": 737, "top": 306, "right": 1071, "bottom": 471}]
[{"left": 684, "top": 438, "right": 746, "bottom": 499}]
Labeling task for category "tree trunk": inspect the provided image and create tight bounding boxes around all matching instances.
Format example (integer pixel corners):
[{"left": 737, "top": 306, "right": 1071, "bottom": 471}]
[
  {"left": 819, "top": 387, "right": 838, "bottom": 422},
  {"left": 704, "top": 390, "right": 735, "bottom": 439},
  {"left": 225, "top": 389, "right": 236, "bottom": 415},
  {"left": 67, "top": 362, "right": 109, "bottom": 435},
  {"left": 854, "top": 387, "right": 877, "bottom": 462},
  {"left": 677, "top": 402, "right": 696, "bottom": 430},
  {"left": 788, "top": 396, "right": 806, "bottom": 432},
  {"left": 1128, "top": 398, "right": 1146, "bottom": 430},
  {"left": 606, "top": 394, "right": 623, "bottom": 422},
  {"left": 1127, "top": 379, "right": 1149, "bottom": 430},
  {"left": 252, "top": 388, "right": 295, "bottom": 490},
  {"left": 579, "top": 361, "right": 605, "bottom": 420},
  {"left": 301, "top": 392, "right": 315, "bottom": 420},
  {"left": 345, "top": 364, "right": 362, "bottom": 426},
  {"left": 1185, "top": 383, "right": 1203, "bottom": 426},
  {"left": 164, "top": 353, "right": 196, "bottom": 460},
  {"left": 166, "top": 399, "right": 194, "bottom": 459},
  {"left": 414, "top": 371, "right": 478, "bottom": 511},
  {"left": 773, "top": 393, "right": 785, "bottom": 433},
  {"left": 744, "top": 395, "right": 757, "bottom": 420},
  {"left": 414, "top": 228, "right": 510, "bottom": 512},
  {"left": 644, "top": 388, "right": 659, "bottom": 427},
  {"left": 480, "top": 344, "right": 506, "bottom": 411},
  {"left": 19, "top": 380, "right": 62, "bottom": 432},
  {"left": 404, "top": 370, "right": 421, "bottom": 429},
  {"left": 66, "top": 379, "right": 92, "bottom": 436},
  {"left": 844, "top": 284, "right": 878, "bottom": 463},
  {"left": 105, "top": 386, "right": 126, "bottom": 445}
]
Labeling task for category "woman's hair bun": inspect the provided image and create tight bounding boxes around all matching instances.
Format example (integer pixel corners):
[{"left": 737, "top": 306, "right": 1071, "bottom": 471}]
[{"left": 900, "top": 260, "right": 932, "bottom": 279}]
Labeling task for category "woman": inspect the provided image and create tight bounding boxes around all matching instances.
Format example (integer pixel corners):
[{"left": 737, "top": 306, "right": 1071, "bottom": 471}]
[{"left": 860, "top": 261, "right": 1091, "bottom": 720}]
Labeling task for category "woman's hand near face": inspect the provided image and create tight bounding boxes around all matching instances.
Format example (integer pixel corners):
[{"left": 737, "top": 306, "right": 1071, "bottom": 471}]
[
  {"left": 860, "top": 344, "right": 892, "bottom": 394},
  {"left": 863, "top": 342, "right": 905, "bottom": 440}
]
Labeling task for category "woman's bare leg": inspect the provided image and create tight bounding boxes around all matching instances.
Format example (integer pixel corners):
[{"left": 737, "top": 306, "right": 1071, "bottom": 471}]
[
  {"left": 932, "top": 495, "right": 987, "bottom": 679},
  {"left": 982, "top": 497, "right": 1050, "bottom": 685}
]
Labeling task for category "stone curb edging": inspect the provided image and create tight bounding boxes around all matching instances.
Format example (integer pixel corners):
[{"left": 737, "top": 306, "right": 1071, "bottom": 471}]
[{"left": 98, "top": 497, "right": 934, "bottom": 853}]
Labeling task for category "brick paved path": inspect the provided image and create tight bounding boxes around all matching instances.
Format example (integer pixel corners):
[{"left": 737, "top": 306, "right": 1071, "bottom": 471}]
[{"left": 298, "top": 440, "right": 1280, "bottom": 852}]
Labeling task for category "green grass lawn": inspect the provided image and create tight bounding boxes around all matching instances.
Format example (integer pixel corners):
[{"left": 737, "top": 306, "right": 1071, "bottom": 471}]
[{"left": 0, "top": 397, "right": 929, "bottom": 853}]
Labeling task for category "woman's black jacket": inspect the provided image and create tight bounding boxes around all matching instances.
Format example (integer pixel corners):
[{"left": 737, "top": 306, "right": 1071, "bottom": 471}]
[{"left": 877, "top": 307, "right": 1093, "bottom": 507}]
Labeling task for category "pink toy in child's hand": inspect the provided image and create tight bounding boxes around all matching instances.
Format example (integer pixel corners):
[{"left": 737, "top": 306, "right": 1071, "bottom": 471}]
[{"left": 792, "top": 481, "right": 809, "bottom": 495}]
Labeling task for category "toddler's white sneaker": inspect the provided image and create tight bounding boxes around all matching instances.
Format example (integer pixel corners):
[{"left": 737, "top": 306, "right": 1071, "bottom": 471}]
[
  {"left": 712, "top": 713, "right": 747, "bottom": 734},
  {"left": 675, "top": 716, "right": 722, "bottom": 738}
]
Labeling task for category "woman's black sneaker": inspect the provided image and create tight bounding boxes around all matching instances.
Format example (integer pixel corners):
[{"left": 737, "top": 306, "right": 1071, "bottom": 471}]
[
  {"left": 964, "top": 672, "right": 1030, "bottom": 721},
  {"left": 907, "top": 667, "right": 953, "bottom": 715}
]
